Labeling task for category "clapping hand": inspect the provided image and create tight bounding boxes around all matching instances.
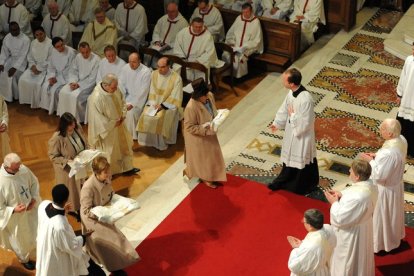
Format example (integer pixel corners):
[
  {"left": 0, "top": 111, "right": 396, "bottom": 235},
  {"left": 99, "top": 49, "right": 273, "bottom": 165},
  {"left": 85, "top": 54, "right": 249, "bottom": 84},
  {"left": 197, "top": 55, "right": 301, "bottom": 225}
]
[
  {"left": 64, "top": 202, "right": 73, "bottom": 212},
  {"left": 324, "top": 189, "right": 341, "bottom": 204},
  {"left": 269, "top": 124, "right": 278, "bottom": 133},
  {"left": 287, "top": 236, "right": 302, "bottom": 248},
  {"left": 360, "top": 152, "right": 375, "bottom": 161}
]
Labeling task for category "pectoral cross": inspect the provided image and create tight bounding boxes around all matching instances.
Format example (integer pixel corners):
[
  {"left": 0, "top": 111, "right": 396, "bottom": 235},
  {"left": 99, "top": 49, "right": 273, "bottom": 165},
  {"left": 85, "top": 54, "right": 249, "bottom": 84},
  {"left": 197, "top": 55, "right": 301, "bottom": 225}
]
[{"left": 19, "top": 185, "right": 30, "bottom": 200}]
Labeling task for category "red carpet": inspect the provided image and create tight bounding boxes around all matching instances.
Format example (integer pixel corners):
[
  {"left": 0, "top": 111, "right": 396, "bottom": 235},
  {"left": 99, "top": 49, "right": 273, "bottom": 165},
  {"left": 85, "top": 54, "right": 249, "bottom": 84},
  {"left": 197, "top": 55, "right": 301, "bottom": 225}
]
[{"left": 126, "top": 174, "right": 414, "bottom": 275}]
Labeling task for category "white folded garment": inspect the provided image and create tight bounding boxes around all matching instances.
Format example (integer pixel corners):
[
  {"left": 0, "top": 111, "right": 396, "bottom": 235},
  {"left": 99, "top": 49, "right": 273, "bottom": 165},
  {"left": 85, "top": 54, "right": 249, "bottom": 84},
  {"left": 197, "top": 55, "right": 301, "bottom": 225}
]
[{"left": 90, "top": 194, "right": 140, "bottom": 224}]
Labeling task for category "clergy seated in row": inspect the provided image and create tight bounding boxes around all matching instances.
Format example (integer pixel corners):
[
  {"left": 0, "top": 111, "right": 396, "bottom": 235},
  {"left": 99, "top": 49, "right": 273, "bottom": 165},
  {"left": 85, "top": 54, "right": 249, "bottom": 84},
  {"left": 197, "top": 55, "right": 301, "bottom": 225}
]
[
  {"left": 18, "top": 26, "right": 53, "bottom": 108},
  {"left": 96, "top": 44, "right": 125, "bottom": 83},
  {"left": 231, "top": 0, "right": 262, "bottom": 15},
  {"left": 0, "top": 22, "right": 30, "bottom": 102},
  {"left": 0, "top": 153, "right": 40, "bottom": 271},
  {"left": 80, "top": 7, "right": 117, "bottom": 58},
  {"left": 115, "top": 0, "right": 148, "bottom": 50},
  {"left": 68, "top": 0, "right": 98, "bottom": 32},
  {"left": 57, "top": 41, "right": 100, "bottom": 123},
  {"left": 190, "top": 0, "right": 225, "bottom": 42},
  {"left": 99, "top": 0, "right": 115, "bottom": 22},
  {"left": 119, "top": 52, "right": 151, "bottom": 140},
  {"left": 224, "top": 3, "right": 263, "bottom": 79},
  {"left": 39, "top": 36, "right": 76, "bottom": 115},
  {"left": 137, "top": 57, "right": 183, "bottom": 151},
  {"left": 213, "top": 0, "right": 234, "bottom": 9},
  {"left": 289, "top": 0, "right": 325, "bottom": 50},
  {"left": 17, "top": 0, "right": 41, "bottom": 20},
  {"left": 261, "top": 0, "right": 292, "bottom": 20},
  {"left": 87, "top": 73, "right": 140, "bottom": 175},
  {"left": 41, "top": 0, "right": 71, "bottom": 18},
  {"left": 173, "top": 17, "right": 224, "bottom": 82},
  {"left": 42, "top": 1, "right": 72, "bottom": 47},
  {"left": 0, "top": 0, "right": 32, "bottom": 39}
]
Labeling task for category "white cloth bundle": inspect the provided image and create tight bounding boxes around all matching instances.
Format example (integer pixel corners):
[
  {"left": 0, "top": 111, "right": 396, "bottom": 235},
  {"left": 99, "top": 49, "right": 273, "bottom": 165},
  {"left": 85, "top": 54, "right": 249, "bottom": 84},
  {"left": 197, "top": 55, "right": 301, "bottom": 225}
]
[
  {"left": 67, "top": 149, "right": 102, "bottom": 179},
  {"left": 211, "top": 109, "right": 230, "bottom": 132},
  {"left": 90, "top": 194, "right": 140, "bottom": 224}
]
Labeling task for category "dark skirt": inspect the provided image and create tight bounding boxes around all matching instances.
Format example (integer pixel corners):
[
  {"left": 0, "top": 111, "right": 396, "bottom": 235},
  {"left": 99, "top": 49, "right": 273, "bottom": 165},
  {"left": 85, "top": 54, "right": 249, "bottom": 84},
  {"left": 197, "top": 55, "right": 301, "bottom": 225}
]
[{"left": 397, "top": 116, "right": 414, "bottom": 157}]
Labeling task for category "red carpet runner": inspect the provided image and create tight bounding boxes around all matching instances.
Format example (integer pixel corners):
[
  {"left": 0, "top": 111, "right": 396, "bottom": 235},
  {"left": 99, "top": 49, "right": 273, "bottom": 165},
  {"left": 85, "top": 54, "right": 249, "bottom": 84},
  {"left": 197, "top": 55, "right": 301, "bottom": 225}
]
[{"left": 126, "top": 174, "right": 414, "bottom": 275}]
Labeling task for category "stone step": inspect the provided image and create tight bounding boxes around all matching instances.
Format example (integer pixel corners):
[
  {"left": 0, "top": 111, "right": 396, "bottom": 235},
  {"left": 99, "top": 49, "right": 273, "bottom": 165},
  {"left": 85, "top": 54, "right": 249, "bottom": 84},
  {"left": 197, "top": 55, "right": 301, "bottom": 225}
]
[
  {"left": 384, "top": 39, "right": 412, "bottom": 60},
  {"left": 404, "top": 32, "right": 414, "bottom": 45}
]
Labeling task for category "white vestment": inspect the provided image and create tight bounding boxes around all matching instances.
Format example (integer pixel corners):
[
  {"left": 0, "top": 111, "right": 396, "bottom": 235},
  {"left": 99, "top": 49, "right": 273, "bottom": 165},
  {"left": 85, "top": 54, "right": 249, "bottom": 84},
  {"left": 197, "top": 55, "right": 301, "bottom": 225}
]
[
  {"left": 95, "top": 57, "right": 126, "bottom": 84},
  {"left": 41, "top": 12, "right": 72, "bottom": 47},
  {"left": 119, "top": 63, "right": 152, "bottom": 140},
  {"left": 288, "top": 225, "right": 336, "bottom": 276},
  {"left": 17, "top": 0, "right": 41, "bottom": 19},
  {"left": 0, "top": 96, "right": 11, "bottom": 160},
  {"left": 0, "top": 164, "right": 40, "bottom": 263},
  {"left": 41, "top": 0, "right": 71, "bottom": 17},
  {"left": 231, "top": 0, "right": 262, "bottom": 14},
  {"left": 370, "top": 135, "right": 407, "bottom": 253},
  {"left": 0, "top": 32, "right": 30, "bottom": 102},
  {"left": 151, "top": 13, "right": 188, "bottom": 55},
  {"left": 0, "top": 2, "right": 32, "bottom": 39},
  {"left": 397, "top": 55, "right": 414, "bottom": 121},
  {"left": 190, "top": 5, "right": 225, "bottom": 42},
  {"left": 262, "top": 0, "right": 292, "bottom": 20},
  {"left": 224, "top": 14, "right": 263, "bottom": 78},
  {"left": 57, "top": 52, "right": 100, "bottom": 122},
  {"left": 36, "top": 200, "right": 89, "bottom": 276},
  {"left": 137, "top": 69, "right": 183, "bottom": 150},
  {"left": 68, "top": 0, "right": 98, "bottom": 32},
  {"left": 114, "top": 2, "right": 148, "bottom": 48},
  {"left": 39, "top": 45, "right": 76, "bottom": 114},
  {"left": 18, "top": 37, "right": 53, "bottom": 108},
  {"left": 330, "top": 180, "right": 378, "bottom": 276}
]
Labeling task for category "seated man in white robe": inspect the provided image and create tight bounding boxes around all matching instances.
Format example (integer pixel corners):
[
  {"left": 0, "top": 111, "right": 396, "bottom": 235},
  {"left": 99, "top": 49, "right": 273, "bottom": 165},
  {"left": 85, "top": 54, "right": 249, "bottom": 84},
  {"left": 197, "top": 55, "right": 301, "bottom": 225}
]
[
  {"left": 99, "top": 0, "right": 115, "bottom": 21},
  {"left": 137, "top": 57, "right": 183, "bottom": 150},
  {"left": 224, "top": 3, "right": 263, "bottom": 79},
  {"left": 68, "top": 0, "right": 98, "bottom": 32},
  {"left": 360, "top": 118, "right": 407, "bottom": 253},
  {"left": 41, "top": 0, "right": 71, "bottom": 17},
  {"left": 0, "top": 0, "right": 32, "bottom": 39},
  {"left": 57, "top": 41, "right": 100, "bottom": 122},
  {"left": 325, "top": 159, "right": 378, "bottom": 276},
  {"left": 114, "top": 0, "right": 148, "bottom": 49},
  {"left": 290, "top": 0, "right": 325, "bottom": 49},
  {"left": 261, "top": 0, "right": 292, "bottom": 20},
  {"left": 17, "top": 0, "right": 41, "bottom": 20},
  {"left": 18, "top": 26, "right": 53, "bottom": 108},
  {"left": 41, "top": 1, "right": 72, "bottom": 46},
  {"left": 119, "top": 53, "right": 151, "bottom": 140},
  {"left": 0, "top": 153, "right": 40, "bottom": 271},
  {"left": 39, "top": 36, "right": 76, "bottom": 114},
  {"left": 0, "top": 22, "right": 30, "bottom": 102},
  {"left": 287, "top": 209, "right": 336, "bottom": 275},
  {"left": 190, "top": 0, "right": 224, "bottom": 42},
  {"left": 96, "top": 44, "right": 126, "bottom": 83},
  {"left": 231, "top": 0, "right": 262, "bottom": 15},
  {"left": 213, "top": 0, "right": 235, "bottom": 9}
]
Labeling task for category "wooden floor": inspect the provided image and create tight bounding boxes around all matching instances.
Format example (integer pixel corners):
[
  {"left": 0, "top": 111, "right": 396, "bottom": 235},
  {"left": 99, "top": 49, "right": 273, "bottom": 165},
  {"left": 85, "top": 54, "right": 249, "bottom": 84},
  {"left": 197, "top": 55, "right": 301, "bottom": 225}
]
[{"left": 0, "top": 73, "right": 267, "bottom": 275}]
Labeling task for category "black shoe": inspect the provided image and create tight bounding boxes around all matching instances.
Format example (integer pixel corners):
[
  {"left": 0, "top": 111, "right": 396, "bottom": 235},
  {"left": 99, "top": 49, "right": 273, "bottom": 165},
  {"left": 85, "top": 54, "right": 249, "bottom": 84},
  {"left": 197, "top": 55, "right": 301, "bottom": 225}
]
[
  {"left": 123, "top": 167, "right": 140, "bottom": 175},
  {"left": 111, "top": 269, "right": 127, "bottom": 276},
  {"left": 267, "top": 183, "right": 279, "bottom": 191},
  {"left": 22, "top": 260, "right": 35, "bottom": 270}
]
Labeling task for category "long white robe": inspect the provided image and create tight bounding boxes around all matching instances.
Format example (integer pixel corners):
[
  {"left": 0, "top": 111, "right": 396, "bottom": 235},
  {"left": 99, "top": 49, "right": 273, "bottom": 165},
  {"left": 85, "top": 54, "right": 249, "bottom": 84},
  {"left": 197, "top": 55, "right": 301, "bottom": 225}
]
[
  {"left": 0, "top": 96, "right": 11, "bottom": 160},
  {"left": 39, "top": 45, "right": 76, "bottom": 114},
  {"left": 68, "top": 0, "right": 98, "bottom": 32},
  {"left": 397, "top": 55, "right": 414, "bottom": 121},
  {"left": 288, "top": 225, "right": 336, "bottom": 276},
  {"left": 224, "top": 14, "right": 263, "bottom": 78},
  {"left": 0, "top": 32, "right": 30, "bottom": 102},
  {"left": 190, "top": 5, "right": 225, "bottom": 42},
  {"left": 330, "top": 180, "right": 378, "bottom": 276},
  {"left": 370, "top": 136, "right": 407, "bottom": 253},
  {"left": 0, "top": 164, "right": 40, "bottom": 263},
  {"left": 262, "top": 0, "right": 292, "bottom": 20},
  {"left": 114, "top": 2, "right": 148, "bottom": 48},
  {"left": 17, "top": 0, "right": 41, "bottom": 19},
  {"left": 137, "top": 69, "right": 183, "bottom": 150},
  {"left": 41, "top": 0, "right": 71, "bottom": 17},
  {"left": 36, "top": 200, "right": 89, "bottom": 276},
  {"left": 80, "top": 18, "right": 118, "bottom": 58},
  {"left": 119, "top": 63, "right": 152, "bottom": 140},
  {"left": 151, "top": 13, "right": 188, "bottom": 55},
  {"left": 41, "top": 12, "right": 72, "bottom": 47},
  {"left": 95, "top": 57, "right": 126, "bottom": 84},
  {"left": 57, "top": 52, "right": 100, "bottom": 122},
  {"left": 0, "top": 2, "right": 32, "bottom": 39},
  {"left": 18, "top": 37, "right": 53, "bottom": 108}
]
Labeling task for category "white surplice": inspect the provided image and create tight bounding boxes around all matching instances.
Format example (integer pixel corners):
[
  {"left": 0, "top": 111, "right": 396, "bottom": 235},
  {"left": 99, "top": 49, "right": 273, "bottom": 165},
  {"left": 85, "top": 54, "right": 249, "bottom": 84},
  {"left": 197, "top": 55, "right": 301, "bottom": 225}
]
[
  {"left": 262, "top": 0, "right": 292, "bottom": 19},
  {"left": 68, "top": 0, "right": 98, "bottom": 32},
  {"left": 36, "top": 200, "right": 89, "bottom": 276},
  {"left": 119, "top": 63, "right": 152, "bottom": 140},
  {"left": 330, "top": 180, "right": 378, "bottom": 276},
  {"left": 0, "top": 164, "right": 40, "bottom": 263},
  {"left": 0, "top": 2, "right": 32, "bottom": 39},
  {"left": 18, "top": 37, "right": 53, "bottom": 108},
  {"left": 17, "top": 0, "right": 41, "bottom": 19},
  {"left": 95, "top": 57, "right": 126, "bottom": 84},
  {"left": 190, "top": 5, "right": 225, "bottom": 42},
  {"left": 41, "top": 0, "right": 71, "bottom": 17},
  {"left": 397, "top": 55, "right": 414, "bottom": 121},
  {"left": 114, "top": 2, "right": 148, "bottom": 48},
  {"left": 42, "top": 12, "right": 72, "bottom": 47},
  {"left": 56, "top": 52, "right": 100, "bottom": 122},
  {"left": 151, "top": 13, "right": 188, "bottom": 54},
  {"left": 370, "top": 135, "right": 407, "bottom": 253}
]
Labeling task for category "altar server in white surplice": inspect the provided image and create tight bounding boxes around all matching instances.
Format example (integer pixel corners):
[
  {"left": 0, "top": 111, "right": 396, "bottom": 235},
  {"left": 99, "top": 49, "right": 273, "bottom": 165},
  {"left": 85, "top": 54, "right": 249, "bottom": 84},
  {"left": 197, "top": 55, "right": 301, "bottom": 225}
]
[
  {"left": 114, "top": 0, "right": 148, "bottom": 49},
  {"left": 0, "top": 22, "right": 30, "bottom": 102},
  {"left": 41, "top": 0, "right": 71, "bottom": 18},
  {"left": 224, "top": 3, "right": 263, "bottom": 78},
  {"left": 287, "top": 209, "right": 336, "bottom": 276},
  {"left": 119, "top": 53, "right": 151, "bottom": 140},
  {"left": 262, "top": 0, "right": 292, "bottom": 20},
  {"left": 325, "top": 159, "right": 378, "bottom": 276},
  {"left": 0, "top": 153, "right": 40, "bottom": 271},
  {"left": 190, "top": 0, "right": 224, "bottom": 42},
  {"left": 96, "top": 45, "right": 126, "bottom": 83},
  {"left": 41, "top": 1, "right": 72, "bottom": 46},
  {"left": 39, "top": 37, "right": 76, "bottom": 114},
  {"left": 99, "top": 0, "right": 115, "bottom": 21},
  {"left": 0, "top": 96, "right": 11, "bottom": 160},
  {"left": 360, "top": 118, "right": 407, "bottom": 253},
  {"left": 18, "top": 27, "right": 53, "bottom": 108},
  {"left": 0, "top": 0, "right": 32, "bottom": 39},
  {"left": 137, "top": 57, "right": 183, "bottom": 150},
  {"left": 57, "top": 42, "right": 100, "bottom": 123},
  {"left": 36, "top": 184, "right": 90, "bottom": 276},
  {"left": 17, "top": 0, "right": 41, "bottom": 20},
  {"left": 68, "top": 0, "right": 98, "bottom": 32}
]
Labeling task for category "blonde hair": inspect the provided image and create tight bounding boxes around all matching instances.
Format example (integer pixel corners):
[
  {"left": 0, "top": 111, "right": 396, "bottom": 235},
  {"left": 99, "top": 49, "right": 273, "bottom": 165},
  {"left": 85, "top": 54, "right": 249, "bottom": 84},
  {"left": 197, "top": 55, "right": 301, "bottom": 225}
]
[{"left": 92, "top": 156, "right": 110, "bottom": 174}]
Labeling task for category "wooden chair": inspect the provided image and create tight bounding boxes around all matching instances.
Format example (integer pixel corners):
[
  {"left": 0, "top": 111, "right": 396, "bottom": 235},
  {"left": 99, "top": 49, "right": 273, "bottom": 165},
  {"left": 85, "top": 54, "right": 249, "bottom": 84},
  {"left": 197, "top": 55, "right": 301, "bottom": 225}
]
[
  {"left": 184, "top": 61, "right": 209, "bottom": 85},
  {"left": 139, "top": 47, "right": 161, "bottom": 69},
  {"left": 117, "top": 43, "right": 138, "bottom": 62},
  {"left": 162, "top": 55, "right": 187, "bottom": 83},
  {"left": 211, "top": 42, "right": 237, "bottom": 96}
]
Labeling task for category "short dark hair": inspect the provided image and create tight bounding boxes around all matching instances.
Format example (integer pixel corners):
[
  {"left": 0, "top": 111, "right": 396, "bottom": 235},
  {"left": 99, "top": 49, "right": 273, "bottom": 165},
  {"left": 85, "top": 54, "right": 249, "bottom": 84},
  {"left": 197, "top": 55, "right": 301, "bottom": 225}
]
[
  {"left": 58, "top": 112, "right": 78, "bottom": 137},
  {"left": 351, "top": 159, "right": 372, "bottom": 181},
  {"left": 198, "top": 0, "right": 209, "bottom": 4},
  {"left": 285, "top": 68, "right": 302, "bottom": 85},
  {"left": 33, "top": 26, "right": 45, "bottom": 33},
  {"left": 52, "top": 36, "right": 63, "bottom": 46},
  {"left": 241, "top": 2, "right": 252, "bottom": 10},
  {"left": 78, "top": 41, "right": 90, "bottom": 49},
  {"left": 191, "top": 17, "right": 204, "bottom": 24},
  {"left": 104, "top": 44, "right": 116, "bottom": 53},
  {"left": 52, "top": 184, "right": 69, "bottom": 206},
  {"left": 9, "top": 21, "right": 19, "bottom": 29},
  {"left": 191, "top": 78, "right": 209, "bottom": 99},
  {"left": 304, "top": 209, "right": 324, "bottom": 230}
]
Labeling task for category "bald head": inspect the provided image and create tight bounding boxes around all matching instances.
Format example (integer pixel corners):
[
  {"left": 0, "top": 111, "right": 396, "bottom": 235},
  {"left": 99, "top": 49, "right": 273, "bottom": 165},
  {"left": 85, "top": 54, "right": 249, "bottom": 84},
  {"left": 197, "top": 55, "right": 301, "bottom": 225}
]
[
  {"left": 380, "top": 118, "right": 401, "bottom": 139},
  {"left": 48, "top": 1, "right": 59, "bottom": 16},
  {"left": 128, "top": 52, "right": 140, "bottom": 70},
  {"left": 167, "top": 2, "right": 179, "bottom": 20},
  {"left": 157, "top": 57, "right": 170, "bottom": 75}
]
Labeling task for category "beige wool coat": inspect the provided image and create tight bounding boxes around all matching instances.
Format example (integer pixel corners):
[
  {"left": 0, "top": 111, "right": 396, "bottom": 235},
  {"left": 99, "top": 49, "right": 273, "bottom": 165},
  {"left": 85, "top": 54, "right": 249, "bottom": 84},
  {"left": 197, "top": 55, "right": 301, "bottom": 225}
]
[
  {"left": 80, "top": 174, "right": 139, "bottom": 271},
  {"left": 48, "top": 126, "right": 88, "bottom": 211},
  {"left": 183, "top": 92, "right": 226, "bottom": 182}
]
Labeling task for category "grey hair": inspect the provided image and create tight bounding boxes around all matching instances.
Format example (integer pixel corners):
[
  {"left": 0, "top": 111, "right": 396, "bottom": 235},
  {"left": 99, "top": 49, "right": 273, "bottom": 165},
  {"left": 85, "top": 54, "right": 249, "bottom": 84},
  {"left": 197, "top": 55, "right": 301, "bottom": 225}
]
[
  {"left": 381, "top": 118, "right": 401, "bottom": 138},
  {"left": 4, "top": 153, "right": 21, "bottom": 167},
  {"left": 304, "top": 209, "right": 324, "bottom": 230},
  {"left": 101, "top": 74, "right": 118, "bottom": 86}
]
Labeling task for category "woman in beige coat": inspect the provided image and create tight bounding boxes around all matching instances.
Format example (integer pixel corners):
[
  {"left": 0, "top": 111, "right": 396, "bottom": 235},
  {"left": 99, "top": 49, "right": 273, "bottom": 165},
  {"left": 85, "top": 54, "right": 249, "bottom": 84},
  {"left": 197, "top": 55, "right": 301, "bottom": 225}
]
[
  {"left": 48, "top": 112, "right": 88, "bottom": 219},
  {"left": 183, "top": 78, "right": 227, "bottom": 188},
  {"left": 80, "top": 156, "right": 139, "bottom": 274}
]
